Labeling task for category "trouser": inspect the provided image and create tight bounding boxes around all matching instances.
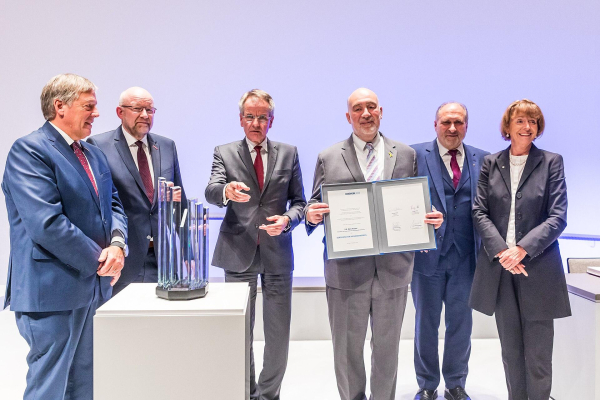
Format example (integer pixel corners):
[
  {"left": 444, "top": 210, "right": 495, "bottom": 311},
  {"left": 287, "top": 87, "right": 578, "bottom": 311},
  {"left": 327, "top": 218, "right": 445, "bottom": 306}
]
[
  {"left": 327, "top": 272, "right": 408, "bottom": 400},
  {"left": 495, "top": 269, "right": 554, "bottom": 400},
  {"left": 412, "top": 246, "right": 474, "bottom": 390},
  {"left": 15, "top": 283, "right": 100, "bottom": 400},
  {"left": 225, "top": 246, "right": 293, "bottom": 400},
  {"left": 112, "top": 246, "right": 158, "bottom": 296}
]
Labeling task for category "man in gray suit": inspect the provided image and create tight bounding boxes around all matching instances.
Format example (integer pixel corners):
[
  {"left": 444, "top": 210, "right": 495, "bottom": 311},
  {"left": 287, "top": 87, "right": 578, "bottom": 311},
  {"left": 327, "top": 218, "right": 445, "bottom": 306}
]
[
  {"left": 306, "top": 88, "right": 443, "bottom": 400},
  {"left": 205, "top": 89, "right": 306, "bottom": 400}
]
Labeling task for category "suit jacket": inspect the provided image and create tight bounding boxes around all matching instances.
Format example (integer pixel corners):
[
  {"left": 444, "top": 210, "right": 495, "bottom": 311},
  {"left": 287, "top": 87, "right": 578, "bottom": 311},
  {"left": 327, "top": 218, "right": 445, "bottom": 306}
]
[
  {"left": 2, "top": 122, "right": 128, "bottom": 312},
  {"left": 411, "top": 140, "right": 489, "bottom": 276},
  {"left": 306, "top": 133, "right": 417, "bottom": 291},
  {"left": 205, "top": 138, "right": 306, "bottom": 273},
  {"left": 469, "top": 144, "right": 571, "bottom": 320},
  {"left": 87, "top": 126, "right": 186, "bottom": 285}
]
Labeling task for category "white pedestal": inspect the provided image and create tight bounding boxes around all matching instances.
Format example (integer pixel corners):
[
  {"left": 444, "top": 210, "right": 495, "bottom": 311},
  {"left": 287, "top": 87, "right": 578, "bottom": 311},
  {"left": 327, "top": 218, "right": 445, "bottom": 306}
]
[
  {"left": 94, "top": 282, "right": 250, "bottom": 400},
  {"left": 553, "top": 274, "right": 600, "bottom": 399}
]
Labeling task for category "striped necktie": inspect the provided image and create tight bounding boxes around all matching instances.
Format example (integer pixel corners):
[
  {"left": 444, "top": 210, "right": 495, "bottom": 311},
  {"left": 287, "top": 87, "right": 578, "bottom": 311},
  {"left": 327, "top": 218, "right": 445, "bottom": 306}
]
[{"left": 365, "top": 142, "right": 380, "bottom": 182}]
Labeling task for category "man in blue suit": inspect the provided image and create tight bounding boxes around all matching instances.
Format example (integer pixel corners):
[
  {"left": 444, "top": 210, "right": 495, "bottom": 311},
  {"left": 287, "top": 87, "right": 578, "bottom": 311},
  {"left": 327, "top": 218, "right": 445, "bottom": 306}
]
[
  {"left": 2, "top": 73, "right": 128, "bottom": 400},
  {"left": 410, "top": 102, "right": 489, "bottom": 400},
  {"left": 88, "top": 87, "right": 186, "bottom": 295}
]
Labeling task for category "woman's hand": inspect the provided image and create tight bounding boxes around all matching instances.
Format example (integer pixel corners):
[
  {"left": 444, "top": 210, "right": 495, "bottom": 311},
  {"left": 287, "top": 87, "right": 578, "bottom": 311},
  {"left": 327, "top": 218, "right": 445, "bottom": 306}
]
[{"left": 497, "top": 246, "right": 529, "bottom": 276}]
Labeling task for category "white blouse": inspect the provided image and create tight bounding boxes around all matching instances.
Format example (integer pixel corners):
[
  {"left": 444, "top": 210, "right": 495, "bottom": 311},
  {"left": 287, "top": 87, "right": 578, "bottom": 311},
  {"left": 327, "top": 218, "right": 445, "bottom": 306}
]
[{"left": 506, "top": 154, "right": 528, "bottom": 248}]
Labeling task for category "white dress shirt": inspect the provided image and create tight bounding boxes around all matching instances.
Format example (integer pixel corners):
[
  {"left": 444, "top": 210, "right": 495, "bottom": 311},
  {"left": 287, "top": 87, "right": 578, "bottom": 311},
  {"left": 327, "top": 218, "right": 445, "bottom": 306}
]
[
  {"left": 223, "top": 137, "right": 268, "bottom": 204},
  {"left": 506, "top": 154, "right": 528, "bottom": 248},
  {"left": 122, "top": 127, "right": 155, "bottom": 185},
  {"left": 437, "top": 139, "right": 465, "bottom": 178},
  {"left": 50, "top": 122, "right": 97, "bottom": 185},
  {"left": 353, "top": 132, "right": 384, "bottom": 181}
]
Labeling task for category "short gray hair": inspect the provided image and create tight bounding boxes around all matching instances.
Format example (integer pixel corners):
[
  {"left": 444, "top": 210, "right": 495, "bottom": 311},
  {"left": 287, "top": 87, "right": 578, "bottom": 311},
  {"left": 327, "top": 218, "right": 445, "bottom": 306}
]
[
  {"left": 435, "top": 101, "right": 469, "bottom": 124},
  {"left": 238, "top": 89, "right": 275, "bottom": 116},
  {"left": 40, "top": 74, "right": 97, "bottom": 120}
]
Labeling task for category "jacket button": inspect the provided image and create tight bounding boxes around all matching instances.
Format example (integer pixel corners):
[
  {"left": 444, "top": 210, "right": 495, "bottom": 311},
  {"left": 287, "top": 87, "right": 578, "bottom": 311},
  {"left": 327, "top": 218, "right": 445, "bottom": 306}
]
[
  {"left": 255, "top": 224, "right": 259, "bottom": 229},
  {"left": 516, "top": 192, "right": 522, "bottom": 199},
  {"left": 102, "top": 219, "right": 107, "bottom": 225},
  {"left": 147, "top": 235, "right": 152, "bottom": 240},
  {"left": 259, "top": 203, "right": 263, "bottom": 207}
]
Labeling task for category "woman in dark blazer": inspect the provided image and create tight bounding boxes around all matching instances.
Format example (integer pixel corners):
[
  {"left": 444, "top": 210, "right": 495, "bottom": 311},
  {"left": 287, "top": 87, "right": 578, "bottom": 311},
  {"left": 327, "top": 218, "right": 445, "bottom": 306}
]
[{"left": 469, "top": 99, "right": 571, "bottom": 400}]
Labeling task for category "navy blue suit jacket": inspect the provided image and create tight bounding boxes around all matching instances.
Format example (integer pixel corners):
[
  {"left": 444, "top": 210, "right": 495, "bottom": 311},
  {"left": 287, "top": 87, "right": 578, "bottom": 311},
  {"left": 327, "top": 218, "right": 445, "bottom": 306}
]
[
  {"left": 88, "top": 127, "right": 186, "bottom": 285},
  {"left": 2, "top": 122, "right": 128, "bottom": 312},
  {"left": 411, "top": 140, "right": 489, "bottom": 276}
]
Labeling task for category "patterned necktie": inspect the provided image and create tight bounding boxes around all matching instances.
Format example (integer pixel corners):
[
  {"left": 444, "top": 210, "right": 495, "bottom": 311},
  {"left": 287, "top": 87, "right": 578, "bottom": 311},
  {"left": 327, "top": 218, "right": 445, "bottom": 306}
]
[
  {"left": 254, "top": 145, "right": 264, "bottom": 191},
  {"left": 365, "top": 142, "right": 380, "bottom": 182},
  {"left": 136, "top": 141, "right": 154, "bottom": 202},
  {"left": 71, "top": 142, "right": 98, "bottom": 196},
  {"left": 449, "top": 149, "right": 461, "bottom": 189}
]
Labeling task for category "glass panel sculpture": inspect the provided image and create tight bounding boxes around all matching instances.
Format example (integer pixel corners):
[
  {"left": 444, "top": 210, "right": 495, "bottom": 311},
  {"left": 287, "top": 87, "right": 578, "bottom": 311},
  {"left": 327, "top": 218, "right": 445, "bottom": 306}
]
[{"left": 156, "top": 177, "right": 209, "bottom": 300}]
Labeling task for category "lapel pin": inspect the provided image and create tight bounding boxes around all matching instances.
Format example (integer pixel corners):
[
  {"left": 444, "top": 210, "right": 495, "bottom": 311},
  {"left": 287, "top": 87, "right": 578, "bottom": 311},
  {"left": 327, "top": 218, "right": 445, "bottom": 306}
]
[
  {"left": 388, "top": 151, "right": 393, "bottom": 158},
  {"left": 502, "top": 165, "right": 505, "bottom": 168},
  {"left": 153, "top": 144, "right": 158, "bottom": 150}
]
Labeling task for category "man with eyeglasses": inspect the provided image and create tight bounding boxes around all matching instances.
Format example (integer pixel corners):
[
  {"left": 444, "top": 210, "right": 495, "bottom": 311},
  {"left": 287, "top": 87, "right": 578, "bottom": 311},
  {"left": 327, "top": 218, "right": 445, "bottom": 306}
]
[
  {"left": 205, "top": 89, "right": 306, "bottom": 400},
  {"left": 88, "top": 86, "right": 187, "bottom": 296}
]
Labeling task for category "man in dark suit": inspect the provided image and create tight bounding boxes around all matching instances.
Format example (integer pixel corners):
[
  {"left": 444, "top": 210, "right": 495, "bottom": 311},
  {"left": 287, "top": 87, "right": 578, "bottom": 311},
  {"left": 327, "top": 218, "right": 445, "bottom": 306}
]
[
  {"left": 410, "top": 102, "right": 489, "bottom": 400},
  {"left": 88, "top": 87, "right": 186, "bottom": 295},
  {"left": 2, "top": 73, "right": 128, "bottom": 400},
  {"left": 305, "top": 88, "right": 443, "bottom": 400},
  {"left": 205, "top": 89, "right": 306, "bottom": 400}
]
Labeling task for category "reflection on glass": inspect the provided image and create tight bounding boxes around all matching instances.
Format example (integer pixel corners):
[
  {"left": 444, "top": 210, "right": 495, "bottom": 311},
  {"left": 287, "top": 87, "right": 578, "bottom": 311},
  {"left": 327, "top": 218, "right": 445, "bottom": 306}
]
[{"left": 156, "top": 179, "right": 209, "bottom": 300}]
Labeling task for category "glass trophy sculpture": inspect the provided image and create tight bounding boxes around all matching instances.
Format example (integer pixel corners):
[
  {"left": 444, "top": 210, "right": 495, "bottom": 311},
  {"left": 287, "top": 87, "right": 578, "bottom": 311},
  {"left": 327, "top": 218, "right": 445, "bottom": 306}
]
[{"left": 156, "top": 177, "right": 209, "bottom": 300}]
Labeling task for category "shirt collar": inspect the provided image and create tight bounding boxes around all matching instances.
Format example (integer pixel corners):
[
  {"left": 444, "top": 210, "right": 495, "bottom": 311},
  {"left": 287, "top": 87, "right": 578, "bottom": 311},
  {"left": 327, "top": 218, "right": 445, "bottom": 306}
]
[
  {"left": 436, "top": 138, "right": 464, "bottom": 158},
  {"left": 122, "top": 125, "right": 149, "bottom": 148},
  {"left": 353, "top": 131, "right": 381, "bottom": 151},
  {"left": 245, "top": 136, "right": 268, "bottom": 153},
  {"left": 49, "top": 121, "right": 77, "bottom": 146}
]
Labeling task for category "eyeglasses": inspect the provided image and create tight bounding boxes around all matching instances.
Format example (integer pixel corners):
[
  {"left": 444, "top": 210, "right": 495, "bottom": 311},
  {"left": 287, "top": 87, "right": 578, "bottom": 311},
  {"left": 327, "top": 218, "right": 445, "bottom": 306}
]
[
  {"left": 121, "top": 105, "right": 157, "bottom": 115},
  {"left": 243, "top": 114, "right": 271, "bottom": 124}
]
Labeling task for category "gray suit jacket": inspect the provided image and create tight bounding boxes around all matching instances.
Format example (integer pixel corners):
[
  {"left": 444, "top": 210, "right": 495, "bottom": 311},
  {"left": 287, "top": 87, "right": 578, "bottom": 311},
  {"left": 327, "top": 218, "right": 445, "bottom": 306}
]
[
  {"left": 469, "top": 144, "right": 571, "bottom": 320},
  {"left": 205, "top": 138, "right": 306, "bottom": 273},
  {"left": 306, "top": 133, "right": 417, "bottom": 291}
]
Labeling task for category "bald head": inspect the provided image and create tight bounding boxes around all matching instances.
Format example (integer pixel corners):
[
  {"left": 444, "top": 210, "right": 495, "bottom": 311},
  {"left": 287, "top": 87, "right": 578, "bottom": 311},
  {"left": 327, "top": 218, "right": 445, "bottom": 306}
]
[
  {"left": 346, "top": 87, "right": 382, "bottom": 142},
  {"left": 119, "top": 87, "right": 153, "bottom": 106},
  {"left": 116, "top": 87, "right": 155, "bottom": 140}
]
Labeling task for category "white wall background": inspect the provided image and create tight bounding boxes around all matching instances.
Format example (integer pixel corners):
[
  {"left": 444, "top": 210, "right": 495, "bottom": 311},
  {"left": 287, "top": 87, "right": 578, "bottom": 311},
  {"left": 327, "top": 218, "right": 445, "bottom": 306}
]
[{"left": 1, "top": 0, "right": 598, "bottom": 283}]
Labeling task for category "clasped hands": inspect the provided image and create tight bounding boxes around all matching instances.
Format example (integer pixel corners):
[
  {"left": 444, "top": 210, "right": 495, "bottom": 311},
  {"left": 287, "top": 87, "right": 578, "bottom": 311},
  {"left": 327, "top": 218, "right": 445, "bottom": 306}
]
[
  {"left": 306, "top": 203, "right": 444, "bottom": 229},
  {"left": 496, "top": 246, "right": 529, "bottom": 277},
  {"left": 226, "top": 181, "right": 289, "bottom": 236},
  {"left": 97, "top": 246, "right": 125, "bottom": 286}
]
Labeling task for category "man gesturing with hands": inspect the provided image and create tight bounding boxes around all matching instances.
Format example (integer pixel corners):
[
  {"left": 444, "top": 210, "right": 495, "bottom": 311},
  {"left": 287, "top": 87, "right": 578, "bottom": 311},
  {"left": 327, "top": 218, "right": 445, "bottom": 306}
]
[{"left": 205, "top": 89, "right": 306, "bottom": 400}]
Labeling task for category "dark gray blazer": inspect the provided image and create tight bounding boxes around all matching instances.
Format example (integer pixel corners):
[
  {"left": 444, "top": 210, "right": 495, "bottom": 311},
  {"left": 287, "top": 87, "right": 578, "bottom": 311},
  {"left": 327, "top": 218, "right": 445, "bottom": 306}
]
[
  {"left": 306, "top": 134, "right": 417, "bottom": 291},
  {"left": 88, "top": 127, "right": 186, "bottom": 285},
  {"left": 205, "top": 138, "right": 306, "bottom": 273},
  {"left": 469, "top": 144, "right": 571, "bottom": 320}
]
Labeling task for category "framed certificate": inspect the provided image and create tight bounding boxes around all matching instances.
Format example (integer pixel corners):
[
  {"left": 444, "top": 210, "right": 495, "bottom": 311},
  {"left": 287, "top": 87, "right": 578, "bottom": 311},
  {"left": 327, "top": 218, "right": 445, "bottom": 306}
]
[{"left": 321, "top": 176, "right": 436, "bottom": 260}]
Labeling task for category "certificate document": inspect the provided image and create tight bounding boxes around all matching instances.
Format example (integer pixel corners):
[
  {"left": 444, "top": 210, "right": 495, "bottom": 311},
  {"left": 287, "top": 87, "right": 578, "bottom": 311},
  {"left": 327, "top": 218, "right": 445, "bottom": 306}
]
[{"left": 322, "top": 177, "right": 436, "bottom": 259}]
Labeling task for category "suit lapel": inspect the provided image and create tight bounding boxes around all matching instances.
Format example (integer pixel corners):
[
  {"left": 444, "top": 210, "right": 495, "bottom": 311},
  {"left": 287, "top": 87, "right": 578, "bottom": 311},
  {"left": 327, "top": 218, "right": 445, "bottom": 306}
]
[
  {"left": 497, "top": 148, "right": 511, "bottom": 192},
  {"left": 426, "top": 140, "right": 447, "bottom": 212},
  {"left": 517, "top": 144, "right": 543, "bottom": 191},
  {"left": 44, "top": 123, "right": 101, "bottom": 212},
  {"left": 465, "top": 145, "right": 479, "bottom": 203},
  {"left": 341, "top": 135, "right": 365, "bottom": 182},
  {"left": 147, "top": 134, "right": 161, "bottom": 207},
  {"left": 113, "top": 127, "right": 150, "bottom": 206},
  {"left": 262, "top": 139, "right": 278, "bottom": 196},
  {"left": 382, "top": 135, "right": 397, "bottom": 180},
  {"left": 237, "top": 139, "right": 259, "bottom": 188},
  {"left": 456, "top": 147, "right": 471, "bottom": 192}
]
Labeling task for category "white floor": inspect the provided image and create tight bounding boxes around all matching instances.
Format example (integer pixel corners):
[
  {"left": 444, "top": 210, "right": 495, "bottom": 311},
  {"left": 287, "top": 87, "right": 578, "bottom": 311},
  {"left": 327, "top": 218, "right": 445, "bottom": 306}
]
[{"left": 254, "top": 339, "right": 508, "bottom": 400}]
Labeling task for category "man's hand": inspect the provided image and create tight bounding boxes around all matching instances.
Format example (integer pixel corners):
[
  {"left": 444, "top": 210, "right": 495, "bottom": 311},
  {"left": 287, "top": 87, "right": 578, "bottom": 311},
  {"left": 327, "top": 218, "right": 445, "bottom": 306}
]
[
  {"left": 97, "top": 245, "right": 125, "bottom": 278},
  {"left": 260, "top": 215, "right": 290, "bottom": 236},
  {"left": 226, "top": 181, "right": 251, "bottom": 203},
  {"left": 424, "top": 210, "right": 444, "bottom": 230},
  {"left": 109, "top": 271, "right": 121, "bottom": 286},
  {"left": 306, "top": 203, "right": 330, "bottom": 225}
]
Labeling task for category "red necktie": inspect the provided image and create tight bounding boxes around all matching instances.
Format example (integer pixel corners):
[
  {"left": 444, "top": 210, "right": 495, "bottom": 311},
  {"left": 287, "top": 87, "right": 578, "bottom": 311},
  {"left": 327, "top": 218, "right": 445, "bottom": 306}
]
[
  {"left": 136, "top": 141, "right": 154, "bottom": 202},
  {"left": 254, "top": 145, "right": 264, "bottom": 191},
  {"left": 449, "top": 149, "right": 461, "bottom": 189},
  {"left": 71, "top": 142, "right": 98, "bottom": 196}
]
